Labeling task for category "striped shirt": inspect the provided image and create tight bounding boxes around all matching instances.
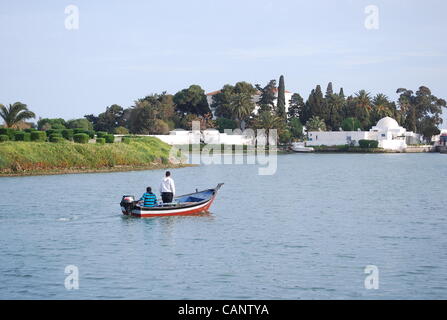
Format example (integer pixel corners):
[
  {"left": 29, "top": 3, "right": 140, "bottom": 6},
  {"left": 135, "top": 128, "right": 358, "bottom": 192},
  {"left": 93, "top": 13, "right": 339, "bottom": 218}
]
[{"left": 140, "top": 192, "right": 157, "bottom": 207}]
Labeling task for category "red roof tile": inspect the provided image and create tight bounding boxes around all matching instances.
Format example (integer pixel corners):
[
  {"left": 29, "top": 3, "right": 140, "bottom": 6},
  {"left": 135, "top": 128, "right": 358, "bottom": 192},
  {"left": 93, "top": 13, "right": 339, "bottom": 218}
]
[{"left": 207, "top": 88, "right": 292, "bottom": 95}]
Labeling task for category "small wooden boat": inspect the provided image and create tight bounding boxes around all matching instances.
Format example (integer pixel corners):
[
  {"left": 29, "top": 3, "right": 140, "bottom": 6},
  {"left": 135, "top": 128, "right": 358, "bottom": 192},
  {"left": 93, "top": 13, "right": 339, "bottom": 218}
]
[
  {"left": 120, "top": 183, "right": 224, "bottom": 218},
  {"left": 290, "top": 142, "right": 314, "bottom": 153}
]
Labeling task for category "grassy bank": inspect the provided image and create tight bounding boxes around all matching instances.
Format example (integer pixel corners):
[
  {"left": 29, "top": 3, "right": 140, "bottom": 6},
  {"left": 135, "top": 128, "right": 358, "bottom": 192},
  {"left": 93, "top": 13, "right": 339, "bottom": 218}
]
[{"left": 0, "top": 137, "right": 185, "bottom": 176}]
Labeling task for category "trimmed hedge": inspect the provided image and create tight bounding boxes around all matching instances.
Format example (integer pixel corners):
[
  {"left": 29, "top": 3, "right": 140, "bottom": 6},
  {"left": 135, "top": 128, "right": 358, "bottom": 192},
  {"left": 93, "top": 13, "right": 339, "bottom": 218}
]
[
  {"left": 73, "top": 128, "right": 95, "bottom": 139},
  {"left": 105, "top": 134, "right": 115, "bottom": 143},
  {"left": 49, "top": 136, "right": 64, "bottom": 143},
  {"left": 122, "top": 137, "right": 131, "bottom": 144},
  {"left": 61, "top": 129, "right": 74, "bottom": 140},
  {"left": 96, "top": 131, "right": 108, "bottom": 139},
  {"left": 49, "top": 133, "right": 63, "bottom": 142},
  {"left": 0, "top": 128, "right": 16, "bottom": 140},
  {"left": 0, "top": 134, "right": 9, "bottom": 142},
  {"left": 73, "top": 133, "right": 89, "bottom": 144},
  {"left": 46, "top": 129, "right": 63, "bottom": 137},
  {"left": 96, "top": 138, "right": 106, "bottom": 144},
  {"left": 359, "top": 139, "right": 379, "bottom": 148},
  {"left": 31, "top": 131, "right": 47, "bottom": 142},
  {"left": 14, "top": 132, "right": 31, "bottom": 141},
  {"left": 86, "top": 130, "right": 95, "bottom": 139}
]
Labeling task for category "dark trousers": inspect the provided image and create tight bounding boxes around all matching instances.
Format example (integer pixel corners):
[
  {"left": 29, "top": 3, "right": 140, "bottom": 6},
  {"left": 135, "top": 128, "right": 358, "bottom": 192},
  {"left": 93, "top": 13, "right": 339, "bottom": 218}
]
[{"left": 161, "top": 192, "right": 173, "bottom": 203}]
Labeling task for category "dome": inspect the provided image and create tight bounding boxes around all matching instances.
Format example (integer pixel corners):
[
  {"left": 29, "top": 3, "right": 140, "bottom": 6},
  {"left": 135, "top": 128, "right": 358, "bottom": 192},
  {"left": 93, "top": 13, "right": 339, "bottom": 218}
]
[{"left": 375, "top": 117, "right": 400, "bottom": 130}]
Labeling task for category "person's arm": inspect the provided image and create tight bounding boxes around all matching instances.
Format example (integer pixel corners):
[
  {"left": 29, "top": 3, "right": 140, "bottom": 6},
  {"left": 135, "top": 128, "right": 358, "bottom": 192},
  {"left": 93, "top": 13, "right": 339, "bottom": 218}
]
[{"left": 171, "top": 179, "right": 176, "bottom": 196}]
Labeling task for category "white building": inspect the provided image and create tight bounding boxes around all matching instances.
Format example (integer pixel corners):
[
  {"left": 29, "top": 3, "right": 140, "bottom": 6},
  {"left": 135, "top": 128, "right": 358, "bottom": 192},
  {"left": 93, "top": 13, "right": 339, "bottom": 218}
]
[
  {"left": 206, "top": 88, "right": 293, "bottom": 119},
  {"left": 307, "top": 117, "right": 420, "bottom": 151},
  {"left": 149, "top": 129, "right": 254, "bottom": 146}
]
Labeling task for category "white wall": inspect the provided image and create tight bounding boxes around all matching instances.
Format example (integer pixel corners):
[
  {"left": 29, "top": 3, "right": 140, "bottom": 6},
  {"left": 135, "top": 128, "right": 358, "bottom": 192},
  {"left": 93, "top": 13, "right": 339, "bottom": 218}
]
[
  {"left": 306, "top": 131, "right": 371, "bottom": 146},
  {"left": 379, "top": 139, "right": 407, "bottom": 151},
  {"left": 147, "top": 130, "right": 255, "bottom": 145},
  {"left": 306, "top": 130, "right": 409, "bottom": 150}
]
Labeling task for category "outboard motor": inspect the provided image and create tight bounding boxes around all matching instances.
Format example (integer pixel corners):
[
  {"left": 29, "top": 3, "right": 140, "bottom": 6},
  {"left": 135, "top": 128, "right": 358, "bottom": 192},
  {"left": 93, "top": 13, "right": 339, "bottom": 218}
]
[{"left": 120, "top": 195, "right": 135, "bottom": 215}]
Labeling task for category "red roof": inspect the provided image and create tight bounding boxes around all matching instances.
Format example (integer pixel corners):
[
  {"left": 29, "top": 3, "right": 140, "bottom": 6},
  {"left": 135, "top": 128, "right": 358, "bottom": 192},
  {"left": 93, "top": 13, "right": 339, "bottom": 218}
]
[
  {"left": 206, "top": 90, "right": 222, "bottom": 96},
  {"left": 206, "top": 88, "right": 292, "bottom": 95}
]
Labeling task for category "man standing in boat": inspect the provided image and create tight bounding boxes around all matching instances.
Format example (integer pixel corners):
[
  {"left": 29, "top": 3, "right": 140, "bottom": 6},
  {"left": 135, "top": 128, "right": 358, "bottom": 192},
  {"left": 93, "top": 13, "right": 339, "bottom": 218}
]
[{"left": 160, "top": 171, "right": 175, "bottom": 203}]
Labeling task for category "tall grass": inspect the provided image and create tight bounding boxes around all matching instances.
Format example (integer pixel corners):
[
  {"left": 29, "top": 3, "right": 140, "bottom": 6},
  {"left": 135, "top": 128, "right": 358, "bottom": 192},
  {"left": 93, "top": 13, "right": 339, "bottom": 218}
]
[{"left": 0, "top": 137, "right": 171, "bottom": 173}]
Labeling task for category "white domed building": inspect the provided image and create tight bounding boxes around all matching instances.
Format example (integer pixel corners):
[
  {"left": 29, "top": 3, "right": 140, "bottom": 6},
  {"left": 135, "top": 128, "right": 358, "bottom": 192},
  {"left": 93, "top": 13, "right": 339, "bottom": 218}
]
[
  {"left": 307, "top": 117, "right": 420, "bottom": 151},
  {"left": 369, "top": 117, "right": 408, "bottom": 150}
]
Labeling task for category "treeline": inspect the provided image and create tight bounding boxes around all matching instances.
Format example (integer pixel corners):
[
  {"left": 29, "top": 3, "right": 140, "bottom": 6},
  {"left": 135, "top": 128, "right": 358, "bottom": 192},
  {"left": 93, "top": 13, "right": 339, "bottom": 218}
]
[
  {"left": 83, "top": 86, "right": 214, "bottom": 135},
  {"left": 2, "top": 78, "right": 446, "bottom": 143},
  {"left": 290, "top": 83, "right": 446, "bottom": 141},
  {"left": 81, "top": 78, "right": 445, "bottom": 143}
]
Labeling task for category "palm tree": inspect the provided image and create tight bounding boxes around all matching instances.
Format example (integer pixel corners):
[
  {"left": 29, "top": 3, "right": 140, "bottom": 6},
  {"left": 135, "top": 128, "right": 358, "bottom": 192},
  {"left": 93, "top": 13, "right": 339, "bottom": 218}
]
[
  {"left": 305, "top": 116, "right": 326, "bottom": 131},
  {"left": 355, "top": 90, "right": 372, "bottom": 110},
  {"left": 254, "top": 111, "right": 284, "bottom": 130},
  {"left": 0, "top": 102, "right": 36, "bottom": 128},
  {"left": 354, "top": 90, "right": 372, "bottom": 129},
  {"left": 372, "top": 93, "right": 393, "bottom": 123},
  {"left": 229, "top": 93, "right": 255, "bottom": 129},
  {"left": 253, "top": 111, "right": 284, "bottom": 146}
]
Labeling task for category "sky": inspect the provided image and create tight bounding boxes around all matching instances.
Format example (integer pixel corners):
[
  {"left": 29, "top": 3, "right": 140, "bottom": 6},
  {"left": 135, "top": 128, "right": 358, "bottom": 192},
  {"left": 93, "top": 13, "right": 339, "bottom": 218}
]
[{"left": 1, "top": 0, "right": 446, "bottom": 127}]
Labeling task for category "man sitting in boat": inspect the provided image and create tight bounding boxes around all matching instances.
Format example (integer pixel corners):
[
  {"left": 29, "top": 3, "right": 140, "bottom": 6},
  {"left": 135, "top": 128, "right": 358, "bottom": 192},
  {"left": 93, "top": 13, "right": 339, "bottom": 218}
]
[{"left": 139, "top": 187, "right": 158, "bottom": 207}]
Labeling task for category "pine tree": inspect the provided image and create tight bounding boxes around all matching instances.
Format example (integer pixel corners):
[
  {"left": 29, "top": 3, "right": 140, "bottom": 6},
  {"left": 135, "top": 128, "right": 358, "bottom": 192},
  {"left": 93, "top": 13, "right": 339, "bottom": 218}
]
[
  {"left": 320, "top": 82, "right": 334, "bottom": 127},
  {"left": 255, "top": 80, "right": 277, "bottom": 114},
  {"left": 302, "top": 90, "right": 314, "bottom": 124},
  {"left": 310, "top": 85, "right": 325, "bottom": 119},
  {"left": 277, "top": 75, "right": 286, "bottom": 120},
  {"left": 288, "top": 93, "right": 305, "bottom": 120},
  {"left": 325, "top": 82, "right": 333, "bottom": 97},
  {"left": 339, "top": 88, "right": 345, "bottom": 98}
]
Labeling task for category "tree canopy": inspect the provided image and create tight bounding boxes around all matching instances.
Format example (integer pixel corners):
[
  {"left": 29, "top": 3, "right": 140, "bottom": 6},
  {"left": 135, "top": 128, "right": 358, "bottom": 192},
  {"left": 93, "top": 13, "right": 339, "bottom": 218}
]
[{"left": 174, "top": 85, "right": 211, "bottom": 116}]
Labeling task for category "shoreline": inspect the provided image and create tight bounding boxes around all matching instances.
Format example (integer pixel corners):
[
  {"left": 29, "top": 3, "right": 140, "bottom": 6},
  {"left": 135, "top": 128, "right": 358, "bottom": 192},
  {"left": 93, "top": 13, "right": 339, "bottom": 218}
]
[
  {"left": 0, "top": 163, "right": 195, "bottom": 177},
  {"left": 308, "top": 146, "right": 437, "bottom": 153}
]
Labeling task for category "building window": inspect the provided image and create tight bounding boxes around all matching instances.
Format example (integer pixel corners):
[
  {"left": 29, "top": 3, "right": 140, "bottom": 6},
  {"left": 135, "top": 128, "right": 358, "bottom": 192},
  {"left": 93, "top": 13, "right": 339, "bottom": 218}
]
[{"left": 381, "top": 134, "right": 386, "bottom": 137}]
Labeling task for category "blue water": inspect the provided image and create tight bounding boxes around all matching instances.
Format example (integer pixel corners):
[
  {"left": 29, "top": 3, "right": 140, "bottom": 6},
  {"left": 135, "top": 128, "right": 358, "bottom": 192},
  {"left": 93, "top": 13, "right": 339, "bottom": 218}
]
[{"left": 0, "top": 153, "right": 446, "bottom": 299}]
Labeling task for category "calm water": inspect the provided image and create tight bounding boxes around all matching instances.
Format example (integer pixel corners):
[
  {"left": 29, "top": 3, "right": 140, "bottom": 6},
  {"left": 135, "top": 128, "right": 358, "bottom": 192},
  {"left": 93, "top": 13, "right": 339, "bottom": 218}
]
[{"left": 0, "top": 153, "right": 446, "bottom": 299}]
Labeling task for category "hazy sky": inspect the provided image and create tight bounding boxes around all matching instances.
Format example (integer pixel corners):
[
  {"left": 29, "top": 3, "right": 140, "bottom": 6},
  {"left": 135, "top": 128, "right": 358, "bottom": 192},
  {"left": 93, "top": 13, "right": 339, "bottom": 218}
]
[{"left": 1, "top": 0, "right": 446, "bottom": 126}]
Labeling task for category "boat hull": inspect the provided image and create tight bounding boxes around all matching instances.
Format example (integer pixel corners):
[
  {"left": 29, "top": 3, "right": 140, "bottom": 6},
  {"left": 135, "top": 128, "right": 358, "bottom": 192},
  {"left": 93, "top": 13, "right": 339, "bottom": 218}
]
[
  {"left": 122, "top": 197, "right": 215, "bottom": 218},
  {"left": 290, "top": 143, "right": 314, "bottom": 153},
  {"left": 291, "top": 148, "right": 314, "bottom": 153}
]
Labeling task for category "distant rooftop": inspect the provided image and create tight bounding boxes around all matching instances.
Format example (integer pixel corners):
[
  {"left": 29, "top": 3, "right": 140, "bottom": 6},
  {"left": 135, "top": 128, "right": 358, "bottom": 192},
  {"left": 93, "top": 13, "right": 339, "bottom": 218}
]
[{"left": 206, "top": 88, "right": 292, "bottom": 96}]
